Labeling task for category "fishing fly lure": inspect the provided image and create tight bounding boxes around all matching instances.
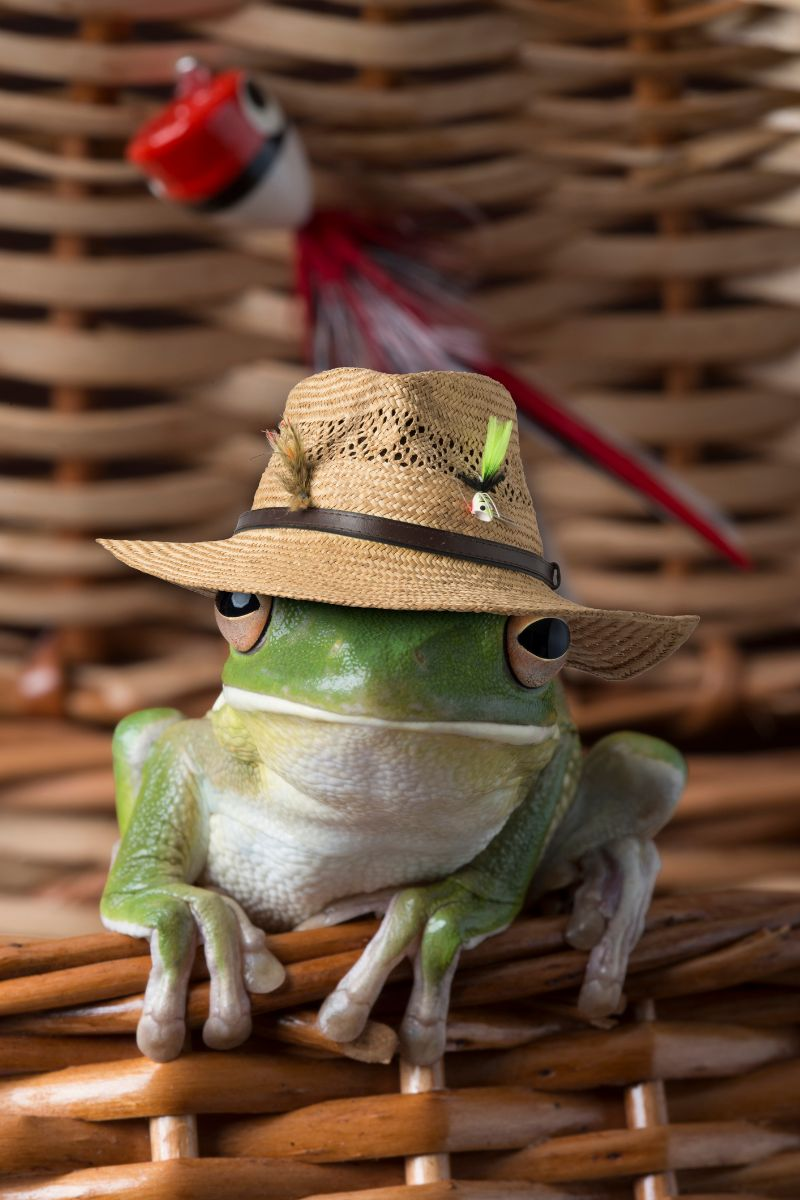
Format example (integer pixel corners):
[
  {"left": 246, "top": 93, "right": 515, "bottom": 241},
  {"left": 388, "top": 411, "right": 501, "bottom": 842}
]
[
  {"left": 460, "top": 417, "right": 513, "bottom": 524},
  {"left": 266, "top": 421, "right": 313, "bottom": 510}
]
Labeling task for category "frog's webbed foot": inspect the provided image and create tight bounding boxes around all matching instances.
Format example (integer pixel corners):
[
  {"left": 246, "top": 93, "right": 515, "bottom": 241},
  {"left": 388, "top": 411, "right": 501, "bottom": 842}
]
[
  {"left": 532, "top": 731, "right": 686, "bottom": 1022},
  {"left": 318, "top": 882, "right": 514, "bottom": 1066},
  {"left": 103, "top": 885, "right": 285, "bottom": 1061}
]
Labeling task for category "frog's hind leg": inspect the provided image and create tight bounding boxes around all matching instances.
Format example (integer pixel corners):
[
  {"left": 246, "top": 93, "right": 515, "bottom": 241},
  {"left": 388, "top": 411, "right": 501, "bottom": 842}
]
[
  {"left": 531, "top": 731, "right": 686, "bottom": 1021},
  {"left": 112, "top": 708, "right": 183, "bottom": 834}
]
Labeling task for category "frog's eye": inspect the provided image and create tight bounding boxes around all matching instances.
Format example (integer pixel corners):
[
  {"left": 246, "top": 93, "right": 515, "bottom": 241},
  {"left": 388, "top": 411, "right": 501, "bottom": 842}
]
[
  {"left": 214, "top": 592, "right": 272, "bottom": 653},
  {"left": 239, "top": 79, "right": 285, "bottom": 138},
  {"left": 505, "top": 616, "right": 570, "bottom": 688}
]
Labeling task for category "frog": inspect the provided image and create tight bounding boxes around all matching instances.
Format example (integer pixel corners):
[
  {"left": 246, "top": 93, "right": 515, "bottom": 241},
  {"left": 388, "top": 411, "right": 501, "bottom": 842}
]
[{"left": 101, "top": 590, "right": 686, "bottom": 1065}]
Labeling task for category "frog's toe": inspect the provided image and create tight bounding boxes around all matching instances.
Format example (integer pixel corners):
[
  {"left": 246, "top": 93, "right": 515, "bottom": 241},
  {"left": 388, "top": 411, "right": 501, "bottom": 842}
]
[
  {"left": 216, "top": 893, "right": 286, "bottom": 995},
  {"left": 137, "top": 911, "right": 197, "bottom": 1062},
  {"left": 319, "top": 890, "right": 427, "bottom": 1043},
  {"left": 568, "top": 907, "right": 607, "bottom": 953},
  {"left": 400, "top": 1014, "right": 445, "bottom": 1065},
  {"left": 565, "top": 848, "right": 612, "bottom": 951},
  {"left": 191, "top": 893, "right": 255, "bottom": 1051},
  {"left": 397, "top": 901, "right": 465, "bottom": 1064},
  {"left": 318, "top": 989, "right": 373, "bottom": 1044},
  {"left": 579, "top": 977, "right": 624, "bottom": 1021},
  {"left": 574, "top": 836, "right": 660, "bottom": 1021},
  {"left": 318, "top": 936, "right": 408, "bottom": 1043},
  {"left": 245, "top": 948, "right": 286, "bottom": 994},
  {"left": 203, "top": 1005, "right": 252, "bottom": 1050},
  {"left": 399, "top": 957, "right": 458, "bottom": 1066},
  {"left": 202, "top": 907, "right": 253, "bottom": 1050},
  {"left": 137, "top": 1013, "right": 186, "bottom": 1062}
]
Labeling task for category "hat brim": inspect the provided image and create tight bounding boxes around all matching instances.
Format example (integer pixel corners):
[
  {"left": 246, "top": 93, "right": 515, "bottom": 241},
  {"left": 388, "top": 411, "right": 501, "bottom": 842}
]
[{"left": 98, "top": 528, "right": 698, "bottom": 681}]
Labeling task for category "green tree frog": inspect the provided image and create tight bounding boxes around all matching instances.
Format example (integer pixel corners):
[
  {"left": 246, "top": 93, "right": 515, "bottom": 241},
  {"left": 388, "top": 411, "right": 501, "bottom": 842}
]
[{"left": 101, "top": 592, "right": 685, "bottom": 1064}]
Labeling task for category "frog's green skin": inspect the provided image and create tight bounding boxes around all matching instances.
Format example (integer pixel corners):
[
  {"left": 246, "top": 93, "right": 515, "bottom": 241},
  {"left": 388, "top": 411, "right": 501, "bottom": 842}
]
[{"left": 101, "top": 598, "right": 686, "bottom": 1063}]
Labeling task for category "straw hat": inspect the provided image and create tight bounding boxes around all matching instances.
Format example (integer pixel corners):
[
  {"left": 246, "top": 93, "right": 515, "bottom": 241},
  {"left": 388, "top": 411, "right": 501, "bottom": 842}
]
[{"left": 100, "top": 368, "right": 697, "bottom": 680}]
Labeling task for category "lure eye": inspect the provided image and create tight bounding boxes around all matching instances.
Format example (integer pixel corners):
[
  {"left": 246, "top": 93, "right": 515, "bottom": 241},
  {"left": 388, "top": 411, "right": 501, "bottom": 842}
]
[
  {"left": 240, "top": 79, "right": 284, "bottom": 137},
  {"left": 505, "top": 616, "right": 570, "bottom": 688},
  {"left": 214, "top": 592, "right": 272, "bottom": 653}
]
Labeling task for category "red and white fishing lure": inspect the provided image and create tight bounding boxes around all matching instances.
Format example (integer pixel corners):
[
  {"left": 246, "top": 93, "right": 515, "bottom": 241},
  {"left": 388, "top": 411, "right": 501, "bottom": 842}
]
[{"left": 127, "top": 58, "right": 312, "bottom": 229}]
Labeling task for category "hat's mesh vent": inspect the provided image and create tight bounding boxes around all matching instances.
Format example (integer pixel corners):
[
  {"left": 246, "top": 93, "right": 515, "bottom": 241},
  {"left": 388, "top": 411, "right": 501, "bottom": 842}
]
[{"left": 308, "top": 408, "right": 531, "bottom": 511}]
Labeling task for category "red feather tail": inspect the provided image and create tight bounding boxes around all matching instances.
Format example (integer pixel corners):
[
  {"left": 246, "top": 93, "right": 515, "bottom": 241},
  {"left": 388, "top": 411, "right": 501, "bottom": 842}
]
[{"left": 296, "top": 214, "right": 751, "bottom": 570}]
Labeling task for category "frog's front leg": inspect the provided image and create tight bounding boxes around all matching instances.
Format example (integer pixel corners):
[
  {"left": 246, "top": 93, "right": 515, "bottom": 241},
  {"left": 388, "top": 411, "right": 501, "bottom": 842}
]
[
  {"left": 101, "top": 715, "right": 284, "bottom": 1061},
  {"left": 531, "top": 731, "right": 686, "bottom": 1020},
  {"left": 319, "top": 733, "right": 580, "bottom": 1065},
  {"left": 318, "top": 880, "right": 515, "bottom": 1065}
]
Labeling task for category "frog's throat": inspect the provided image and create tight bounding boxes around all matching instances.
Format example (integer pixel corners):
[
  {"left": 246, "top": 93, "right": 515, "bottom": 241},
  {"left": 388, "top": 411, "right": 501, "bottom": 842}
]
[{"left": 214, "top": 685, "right": 558, "bottom": 748}]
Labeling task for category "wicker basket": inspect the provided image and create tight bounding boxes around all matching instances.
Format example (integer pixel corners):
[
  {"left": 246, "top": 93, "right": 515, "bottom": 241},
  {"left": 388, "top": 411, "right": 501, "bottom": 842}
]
[
  {"left": 0, "top": 0, "right": 271, "bottom": 722},
  {"left": 0, "top": 890, "right": 797, "bottom": 1198}
]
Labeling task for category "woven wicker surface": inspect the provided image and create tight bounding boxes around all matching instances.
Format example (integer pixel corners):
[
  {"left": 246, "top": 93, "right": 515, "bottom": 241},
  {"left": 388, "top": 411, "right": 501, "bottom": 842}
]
[
  {"left": 0, "top": 2, "right": 264, "bottom": 717},
  {"left": 482, "top": 0, "right": 800, "bottom": 728},
  {"left": 0, "top": 890, "right": 797, "bottom": 1197}
]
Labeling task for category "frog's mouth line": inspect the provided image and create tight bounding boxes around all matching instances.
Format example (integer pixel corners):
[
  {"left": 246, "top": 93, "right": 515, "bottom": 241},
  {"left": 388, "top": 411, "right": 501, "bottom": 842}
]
[{"left": 214, "top": 685, "right": 558, "bottom": 747}]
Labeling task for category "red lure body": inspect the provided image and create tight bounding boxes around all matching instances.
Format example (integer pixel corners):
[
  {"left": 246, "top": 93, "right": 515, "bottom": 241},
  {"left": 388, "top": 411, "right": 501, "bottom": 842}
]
[
  {"left": 128, "top": 68, "right": 263, "bottom": 204},
  {"left": 126, "top": 60, "right": 312, "bottom": 227}
]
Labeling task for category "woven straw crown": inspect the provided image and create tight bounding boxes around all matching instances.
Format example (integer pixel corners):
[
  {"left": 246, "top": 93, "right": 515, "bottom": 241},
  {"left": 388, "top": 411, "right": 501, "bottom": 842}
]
[{"left": 100, "top": 368, "right": 697, "bottom": 680}]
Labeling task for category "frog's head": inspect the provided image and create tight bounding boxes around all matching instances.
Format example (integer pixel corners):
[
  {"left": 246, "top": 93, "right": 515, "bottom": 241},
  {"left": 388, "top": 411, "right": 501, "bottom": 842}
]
[{"left": 215, "top": 592, "right": 569, "bottom": 733}]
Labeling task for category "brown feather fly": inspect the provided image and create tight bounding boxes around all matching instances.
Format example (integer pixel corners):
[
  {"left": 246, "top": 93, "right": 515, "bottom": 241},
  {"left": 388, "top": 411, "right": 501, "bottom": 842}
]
[{"left": 266, "top": 420, "right": 313, "bottom": 510}]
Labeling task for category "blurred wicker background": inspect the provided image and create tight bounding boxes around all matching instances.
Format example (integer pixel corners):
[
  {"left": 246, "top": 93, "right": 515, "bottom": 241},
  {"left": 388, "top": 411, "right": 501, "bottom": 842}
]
[
  {"left": 500, "top": 0, "right": 800, "bottom": 735},
  {"left": 0, "top": 0, "right": 797, "bottom": 934}
]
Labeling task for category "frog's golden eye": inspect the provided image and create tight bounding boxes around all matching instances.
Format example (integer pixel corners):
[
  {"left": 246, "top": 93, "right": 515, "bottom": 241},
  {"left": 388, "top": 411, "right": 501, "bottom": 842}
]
[
  {"left": 214, "top": 592, "right": 272, "bottom": 653},
  {"left": 505, "top": 616, "right": 570, "bottom": 688}
]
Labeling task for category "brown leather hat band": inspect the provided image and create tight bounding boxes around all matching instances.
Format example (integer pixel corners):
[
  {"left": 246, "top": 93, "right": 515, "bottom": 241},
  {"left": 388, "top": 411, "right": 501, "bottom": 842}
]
[{"left": 234, "top": 507, "right": 561, "bottom": 591}]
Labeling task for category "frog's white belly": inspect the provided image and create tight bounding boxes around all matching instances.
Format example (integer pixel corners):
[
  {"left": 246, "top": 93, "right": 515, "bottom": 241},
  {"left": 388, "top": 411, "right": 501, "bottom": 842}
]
[
  {"left": 200, "top": 703, "right": 557, "bottom": 930},
  {"left": 202, "top": 775, "right": 518, "bottom": 928}
]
